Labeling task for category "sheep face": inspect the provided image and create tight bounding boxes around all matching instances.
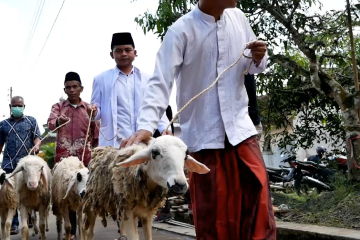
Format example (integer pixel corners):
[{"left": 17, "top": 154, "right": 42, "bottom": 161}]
[
  {"left": 9, "top": 160, "right": 48, "bottom": 191},
  {"left": 23, "top": 164, "right": 46, "bottom": 191},
  {"left": 64, "top": 168, "right": 89, "bottom": 200},
  {"left": 117, "top": 135, "right": 210, "bottom": 195}
]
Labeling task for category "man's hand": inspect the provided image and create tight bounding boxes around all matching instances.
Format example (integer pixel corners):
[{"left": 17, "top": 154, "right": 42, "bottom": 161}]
[
  {"left": 33, "top": 144, "right": 40, "bottom": 154},
  {"left": 162, "top": 129, "right": 173, "bottom": 136},
  {"left": 120, "top": 130, "right": 153, "bottom": 149},
  {"left": 248, "top": 41, "right": 267, "bottom": 67},
  {"left": 87, "top": 104, "right": 98, "bottom": 118},
  {"left": 58, "top": 115, "right": 69, "bottom": 125},
  {"left": 33, "top": 138, "right": 41, "bottom": 154}
]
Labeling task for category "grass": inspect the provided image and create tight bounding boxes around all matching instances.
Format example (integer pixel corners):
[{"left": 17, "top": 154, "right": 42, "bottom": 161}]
[{"left": 273, "top": 173, "right": 360, "bottom": 229}]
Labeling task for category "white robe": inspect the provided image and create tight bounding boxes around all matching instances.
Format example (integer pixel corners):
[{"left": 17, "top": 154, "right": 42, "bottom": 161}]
[
  {"left": 137, "top": 6, "right": 267, "bottom": 152},
  {"left": 91, "top": 66, "right": 169, "bottom": 147}
]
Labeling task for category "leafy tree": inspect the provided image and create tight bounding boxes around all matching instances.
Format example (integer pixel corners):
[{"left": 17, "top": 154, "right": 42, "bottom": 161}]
[
  {"left": 40, "top": 142, "right": 55, "bottom": 169},
  {"left": 134, "top": 0, "right": 360, "bottom": 180}
]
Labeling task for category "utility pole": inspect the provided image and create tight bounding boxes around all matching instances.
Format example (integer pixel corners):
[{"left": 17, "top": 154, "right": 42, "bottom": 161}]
[{"left": 8, "top": 87, "right": 12, "bottom": 116}]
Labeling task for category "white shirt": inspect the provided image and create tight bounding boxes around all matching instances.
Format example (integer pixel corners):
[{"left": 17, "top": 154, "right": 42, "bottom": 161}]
[
  {"left": 137, "top": 6, "right": 267, "bottom": 152},
  {"left": 91, "top": 66, "right": 169, "bottom": 147},
  {"left": 116, "top": 68, "right": 137, "bottom": 139}
]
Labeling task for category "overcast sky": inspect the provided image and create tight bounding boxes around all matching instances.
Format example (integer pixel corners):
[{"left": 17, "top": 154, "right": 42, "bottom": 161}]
[{"left": 0, "top": 0, "right": 345, "bottom": 133}]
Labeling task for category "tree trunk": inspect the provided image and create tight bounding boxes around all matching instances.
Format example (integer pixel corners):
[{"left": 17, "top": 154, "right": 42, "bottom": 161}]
[{"left": 345, "top": 0, "right": 360, "bottom": 181}]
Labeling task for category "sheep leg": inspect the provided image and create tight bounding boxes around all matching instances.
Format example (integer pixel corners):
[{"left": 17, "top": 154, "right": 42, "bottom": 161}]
[
  {"left": 133, "top": 217, "right": 139, "bottom": 239},
  {"left": 45, "top": 206, "right": 49, "bottom": 232},
  {"left": 4, "top": 209, "right": 15, "bottom": 240},
  {"left": 83, "top": 211, "right": 96, "bottom": 240},
  {"left": 77, "top": 209, "right": 83, "bottom": 240},
  {"left": 32, "top": 210, "right": 39, "bottom": 236},
  {"left": 55, "top": 214, "right": 62, "bottom": 240},
  {"left": 141, "top": 214, "right": 153, "bottom": 240},
  {"left": 20, "top": 205, "right": 29, "bottom": 240},
  {"left": 63, "top": 210, "right": 71, "bottom": 240},
  {"left": 39, "top": 206, "right": 47, "bottom": 240},
  {"left": 1, "top": 210, "right": 6, "bottom": 240},
  {"left": 120, "top": 210, "right": 138, "bottom": 240}
]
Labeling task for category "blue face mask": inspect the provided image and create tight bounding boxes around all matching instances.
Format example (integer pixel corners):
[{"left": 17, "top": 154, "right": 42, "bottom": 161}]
[{"left": 11, "top": 107, "right": 24, "bottom": 117}]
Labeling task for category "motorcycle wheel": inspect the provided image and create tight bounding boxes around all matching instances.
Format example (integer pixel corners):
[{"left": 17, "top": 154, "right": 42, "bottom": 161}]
[{"left": 294, "top": 174, "right": 303, "bottom": 196}]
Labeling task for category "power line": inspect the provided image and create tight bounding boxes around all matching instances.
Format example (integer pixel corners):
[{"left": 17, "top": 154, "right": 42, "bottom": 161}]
[
  {"left": 23, "top": 0, "right": 46, "bottom": 56},
  {"left": 23, "top": 0, "right": 42, "bottom": 54},
  {"left": 31, "top": 0, "right": 66, "bottom": 73}
]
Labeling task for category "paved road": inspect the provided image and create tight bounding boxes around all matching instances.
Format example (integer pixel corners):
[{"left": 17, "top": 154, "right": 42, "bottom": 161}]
[{"left": 10, "top": 214, "right": 195, "bottom": 240}]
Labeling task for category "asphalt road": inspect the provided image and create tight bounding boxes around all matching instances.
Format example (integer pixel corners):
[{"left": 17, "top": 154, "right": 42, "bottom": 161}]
[{"left": 10, "top": 214, "right": 195, "bottom": 240}]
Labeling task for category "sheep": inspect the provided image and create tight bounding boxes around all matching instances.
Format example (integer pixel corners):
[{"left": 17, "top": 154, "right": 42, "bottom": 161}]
[
  {"left": 52, "top": 156, "right": 89, "bottom": 240},
  {"left": 7, "top": 155, "right": 52, "bottom": 240},
  {"left": 0, "top": 168, "right": 17, "bottom": 240},
  {"left": 83, "top": 135, "right": 210, "bottom": 240}
]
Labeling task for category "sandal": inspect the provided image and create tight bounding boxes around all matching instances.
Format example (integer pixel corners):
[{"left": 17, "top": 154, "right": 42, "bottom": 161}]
[{"left": 10, "top": 225, "right": 19, "bottom": 235}]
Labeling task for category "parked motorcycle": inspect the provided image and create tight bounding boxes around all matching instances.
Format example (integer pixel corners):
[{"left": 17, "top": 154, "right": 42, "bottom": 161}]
[
  {"left": 281, "top": 155, "right": 334, "bottom": 196},
  {"left": 328, "top": 148, "right": 347, "bottom": 174}
]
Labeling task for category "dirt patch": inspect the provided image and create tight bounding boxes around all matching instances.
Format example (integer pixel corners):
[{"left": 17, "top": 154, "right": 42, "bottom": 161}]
[{"left": 273, "top": 174, "right": 360, "bottom": 229}]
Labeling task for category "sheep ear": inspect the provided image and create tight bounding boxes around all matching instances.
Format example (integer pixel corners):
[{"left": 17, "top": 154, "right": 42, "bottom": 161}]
[
  {"left": 40, "top": 166, "right": 49, "bottom": 192},
  {"left": 4, "top": 178, "right": 14, "bottom": 189},
  {"left": 185, "top": 155, "right": 210, "bottom": 174},
  {"left": 7, "top": 166, "right": 24, "bottom": 179},
  {"left": 63, "top": 175, "right": 76, "bottom": 199},
  {"left": 116, "top": 148, "right": 151, "bottom": 167}
]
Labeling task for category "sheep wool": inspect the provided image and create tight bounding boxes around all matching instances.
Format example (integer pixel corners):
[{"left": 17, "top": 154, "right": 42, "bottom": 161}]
[
  {"left": 83, "top": 145, "right": 167, "bottom": 225},
  {"left": 52, "top": 157, "right": 85, "bottom": 215}
]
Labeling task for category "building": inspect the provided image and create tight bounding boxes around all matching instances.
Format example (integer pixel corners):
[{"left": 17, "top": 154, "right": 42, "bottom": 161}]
[{"left": 41, "top": 124, "right": 57, "bottom": 146}]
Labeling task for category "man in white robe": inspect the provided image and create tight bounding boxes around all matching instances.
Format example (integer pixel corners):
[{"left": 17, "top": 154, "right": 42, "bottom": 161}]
[
  {"left": 89, "top": 32, "right": 171, "bottom": 147},
  {"left": 121, "top": 1, "right": 276, "bottom": 239}
]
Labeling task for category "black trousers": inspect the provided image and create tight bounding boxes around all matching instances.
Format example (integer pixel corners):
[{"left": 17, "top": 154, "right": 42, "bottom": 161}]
[
  {"left": 69, "top": 210, "right": 76, "bottom": 235},
  {"left": 244, "top": 74, "right": 260, "bottom": 126}
]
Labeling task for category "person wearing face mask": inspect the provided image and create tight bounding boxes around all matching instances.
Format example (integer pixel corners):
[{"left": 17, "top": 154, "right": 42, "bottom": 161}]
[
  {"left": 47, "top": 72, "right": 99, "bottom": 239},
  {"left": 0, "top": 96, "right": 42, "bottom": 235}
]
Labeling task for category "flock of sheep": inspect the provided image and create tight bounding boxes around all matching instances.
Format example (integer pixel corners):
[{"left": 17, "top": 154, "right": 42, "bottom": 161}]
[{"left": 0, "top": 135, "right": 210, "bottom": 240}]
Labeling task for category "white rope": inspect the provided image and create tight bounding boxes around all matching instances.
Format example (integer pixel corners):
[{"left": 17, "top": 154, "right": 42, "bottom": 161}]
[
  {"left": 162, "top": 39, "right": 260, "bottom": 135},
  {"left": 28, "top": 118, "right": 71, "bottom": 155},
  {"left": 81, "top": 109, "right": 93, "bottom": 162}
]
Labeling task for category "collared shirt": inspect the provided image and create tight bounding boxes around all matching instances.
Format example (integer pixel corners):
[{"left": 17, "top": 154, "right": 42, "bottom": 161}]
[
  {"left": 115, "top": 67, "right": 137, "bottom": 139},
  {"left": 47, "top": 99, "right": 99, "bottom": 167},
  {"left": 91, "top": 66, "right": 170, "bottom": 147},
  {"left": 137, "top": 6, "right": 267, "bottom": 152},
  {"left": 0, "top": 115, "right": 41, "bottom": 170}
]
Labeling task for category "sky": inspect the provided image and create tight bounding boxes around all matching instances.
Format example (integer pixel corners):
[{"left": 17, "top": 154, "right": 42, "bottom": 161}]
[{"left": 0, "top": 0, "right": 346, "bottom": 133}]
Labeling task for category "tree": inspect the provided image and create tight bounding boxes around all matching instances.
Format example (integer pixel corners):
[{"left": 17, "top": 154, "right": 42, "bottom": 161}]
[{"left": 134, "top": 0, "right": 360, "bottom": 180}]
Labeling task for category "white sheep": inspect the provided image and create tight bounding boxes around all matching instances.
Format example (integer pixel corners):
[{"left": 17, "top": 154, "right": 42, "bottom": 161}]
[
  {"left": 83, "top": 135, "right": 210, "bottom": 240},
  {"left": 7, "top": 155, "right": 52, "bottom": 240},
  {"left": 0, "top": 168, "right": 17, "bottom": 240},
  {"left": 52, "top": 156, "right": 89, "bottom": 240}
]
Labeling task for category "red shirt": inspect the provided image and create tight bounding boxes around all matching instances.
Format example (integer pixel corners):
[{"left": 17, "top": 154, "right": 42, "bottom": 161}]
[{"left": 47, "top": 99, "right": 99, "bottom": 166}]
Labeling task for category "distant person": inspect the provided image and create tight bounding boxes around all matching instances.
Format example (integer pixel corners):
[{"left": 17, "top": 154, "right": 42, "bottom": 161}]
[
  {"left": 88, "top": 32, "right": 171, "bottom": 148},
  {"left": 47, "top": 72, "right": 99, "bottom": 239},
  {"left": 0, "top": 96, "right": 41, "bottom": 235}
]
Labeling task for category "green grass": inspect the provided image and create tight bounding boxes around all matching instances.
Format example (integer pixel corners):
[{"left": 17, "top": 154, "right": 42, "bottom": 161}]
[{"left": 273, "top": 173, "right": 360, "bottom": 229}]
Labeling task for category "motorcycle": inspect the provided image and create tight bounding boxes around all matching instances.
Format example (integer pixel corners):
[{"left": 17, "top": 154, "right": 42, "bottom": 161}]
[
  {"left": 281, "top": 156, "right": 334, "bottom": 196},
  {"left": 328, "top": 148, "right": 347, "bottom": 174}
]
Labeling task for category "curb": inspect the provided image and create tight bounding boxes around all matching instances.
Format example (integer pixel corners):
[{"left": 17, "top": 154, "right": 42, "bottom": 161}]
[
  {"left": 153, "top": 222, "right": 196, "bottom": 238},
  {"left": 154, "top": 221, "right": 360, "bottom": 240}
]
